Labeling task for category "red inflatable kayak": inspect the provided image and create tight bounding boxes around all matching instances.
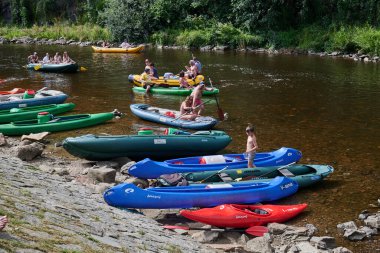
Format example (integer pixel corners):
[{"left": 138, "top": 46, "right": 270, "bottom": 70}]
[{"left": 180, "top": 203, "right": 307, "bottom": 228}]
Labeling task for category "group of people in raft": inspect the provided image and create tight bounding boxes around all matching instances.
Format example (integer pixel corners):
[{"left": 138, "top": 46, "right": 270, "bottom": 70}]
[
  {"left": 140, "top": 56, "right": 213, "bottom": 119},
  {"left": 27, "top": 51, "right": 75, "bottom": 64}
]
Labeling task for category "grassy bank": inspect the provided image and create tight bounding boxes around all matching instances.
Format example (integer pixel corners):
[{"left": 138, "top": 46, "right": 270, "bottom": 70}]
[
  {"left": 151, "top": 24, "right": 380, "bottom": 55},
  {"left": 0, "top": 24, "right": 111, "bottom": 42}
]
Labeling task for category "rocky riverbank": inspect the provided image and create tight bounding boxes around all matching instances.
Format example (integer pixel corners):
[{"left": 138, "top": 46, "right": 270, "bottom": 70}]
[
  {"left": 0, "top": 36, "right": 378, "bottom": 64},
  {"left": 0, "top": 134, "right": 372, "bottom": 252}
]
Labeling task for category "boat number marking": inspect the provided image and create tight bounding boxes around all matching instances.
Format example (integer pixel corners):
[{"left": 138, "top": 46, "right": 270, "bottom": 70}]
[
  {"left": 18, "top": 104, "right": 27, "bottom": 108},
  {"left": 159, "top": 117, "right": 167, "bottom": 122},
  {"left": 235, "top": 215, "right": 248, "bottom": 219},
  {"left": 201, "top": 139, "right": 208, "bottom": 142},
  {"left": 237, "top": 170, "right": 242, "bottom": 174},
  {"left": 280, "top": 182, "right": 294, "bottom": 190},
  {"left": 275, "top": 159, "right": 284, "bottom": 164},
  {"left": 220, "top": 205, "right": 225, "bottom": 210},
  {"left": 124, "top": 188, "right": 135, "bottom": 194},
  {"left": 154, "top": 139, "right": 166, "bottom": 144}
]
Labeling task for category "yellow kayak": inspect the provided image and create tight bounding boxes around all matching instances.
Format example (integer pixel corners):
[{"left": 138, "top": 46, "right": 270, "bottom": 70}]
[
  {"left": 128, "top": 74, "right": 204, "bottom": 87},
  {"left": 92, "top": 45, "right": 144, "bottom": 53}
]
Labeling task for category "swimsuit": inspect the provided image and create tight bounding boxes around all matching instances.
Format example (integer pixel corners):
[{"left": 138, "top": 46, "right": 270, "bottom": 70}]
[{"left": 194, "top": 98, "right": 202, "bottom": 106}]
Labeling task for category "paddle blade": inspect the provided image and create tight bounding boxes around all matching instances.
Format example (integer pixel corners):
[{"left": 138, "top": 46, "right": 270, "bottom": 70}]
[
  {"left": 163, "top": 225, "right": 190, "bottom": 230},
  {"left": 80, "top": 66, "right": 87, "bottom": 71},
  {"left": 245, "top": 226, "right": 269, "bottom": 237},
  {"left": 217, "top": 108, "right": 225, "bottom": 121},
  {"left": 34, "top": 64, "right": 41, "bottom": 71}
]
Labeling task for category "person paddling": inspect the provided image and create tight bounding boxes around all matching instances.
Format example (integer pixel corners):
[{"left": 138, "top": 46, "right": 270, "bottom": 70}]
[
  {"left": 180, "top": 96, "right": 197, "bottom": 121},
  {"left": 191, "top": 81, "right": 213, "bottom": 115},
  {"left": 27, "top": 52, "right": 39, "bottom": 63},
  {"left": 62, "top": 51, "right": 75, "bottom": 63}
]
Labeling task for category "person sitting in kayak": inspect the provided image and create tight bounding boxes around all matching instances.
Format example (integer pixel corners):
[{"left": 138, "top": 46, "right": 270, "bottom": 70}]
[
  {"left": 62, "top": 51, "right": 75, "bottom": 63},
  {"left": 179, "top": 71, "right": 191, "bottom": 89},
  {"left": 120, "top": 41, "right": 131, "bottom": 49},
  {"left": 191, "top": 82, "right": 213, "bottom": 115},
  {"left": 185, "top": 60, "right": 199, "bottom": 79},
  {"left": 180, "top": 96, "right": 197, "bottom": 121},
  {"left": 27, "top": 52, "right": 39, "bottom": 63},
  {"left": 102, "top": 41, "right": 110, "bottom": 48},
  {"left": 141, "top": 68, "right": 154, "bottom": 93},
  {"left": 149, "top": 63, "right": 159, "bottom": 79},
  {"left": 42, "top": 53, "right": 50, "bottom": 64},
  {"left": 192, "top": 55, "right": 202, "bottom": 74},
  {"left": 53, "top": 52, "right": 62, "bottom": 64},
  {"left": 245, "top": 124, "right": 258, "bottom": 168}
]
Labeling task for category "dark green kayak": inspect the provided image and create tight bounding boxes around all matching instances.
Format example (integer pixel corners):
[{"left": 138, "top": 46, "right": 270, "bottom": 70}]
[
  {"left": 0, "top": 112, "right": 114, "bottom": 135},
  {"left": 183, "top": 164, "right": 334, "bottom": 188},
  {"left": 132, "top": 86, "right": 219, "bottom": 96},
  {"left": 0, "top": 103, "right": 75, "bottom": 123},
  {"left": 62, "top": 129, "right": 232, "bottom": 160}
]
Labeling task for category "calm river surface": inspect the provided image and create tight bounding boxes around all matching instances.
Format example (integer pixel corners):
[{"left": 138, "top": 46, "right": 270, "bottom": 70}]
[{"left": 1, "top": 44, "right": 379, "bottom": 251}]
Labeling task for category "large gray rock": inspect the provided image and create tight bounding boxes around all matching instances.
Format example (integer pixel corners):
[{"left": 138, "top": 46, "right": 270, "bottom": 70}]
[
  {"left": 16, "top": 142, "right": 44, "bottom": 161},
  {"left": 245, "top": 236, "right": 273, "bottom": 253},
  {"left": 88, "top": 166, "right": 116, "bottom": 183},
  {"left": 358, "top": 226, "right": 377, "bottom": 237},
  {"left": 306, "top": 224, "right": 318, "bottom": 236},
  {"left": 364, "top": 213, "right": 380, "bottom": 229},
  {"left": 337, "top": 221, "right": 357, "bottom": 234},
  {"left": 191, "top": 230, "right": 219, "bottom": 243},
  {"left": 310, "top": 236, "right": 336, "bottom": 249},
  {"left": 343, "top": 229, "right": 366, "bottom": 241},
  {"left": 120, "top": 161, "right": 136, "bottom": 175},
  {"left": 268, "top": 223, "right": 288, "bottom": 235},
  {"left": 0, "top": 133, "right": 7, "bottom": 146},
  {"left": 96, "top": 161, "right": 119, "bottom": 169},
  {"left": 292, "top": 241, "right": 327, "bottom": 253},
  {"left": 332, "top": 247, "right": 353, "bottom": 253}
]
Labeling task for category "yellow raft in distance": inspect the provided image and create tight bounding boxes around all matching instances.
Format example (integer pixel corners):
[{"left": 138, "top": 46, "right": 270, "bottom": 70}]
[{"left": 92, "top": 45, "right": 144, "bottom": 53}]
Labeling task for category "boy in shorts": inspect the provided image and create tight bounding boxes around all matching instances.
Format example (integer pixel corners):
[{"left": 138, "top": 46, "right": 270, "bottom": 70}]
[{"left": 246, "top": 124, "right": 258, "bottom": 168}]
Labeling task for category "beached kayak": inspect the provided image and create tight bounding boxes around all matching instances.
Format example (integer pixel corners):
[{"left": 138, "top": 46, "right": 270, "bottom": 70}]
[
  {"left": 0, "top": 103, "right": 75, "bottom": 123},
  {"left": 0, "top": 112, "right": 114, "bottom": 135},
  {"left": 0, "top": 88, "right": 25, "bottom": 96},
  {"left": 128, "top": 74, "right": 204, "bottom": 87},
  {"left": 103, "top": 176, "right": 298, "bottom": 209},
  {"left": 27, "top": 63, "right": 79, "bottom": 73},
  {"left": 180, "top": 203, "right": 308, "bottom": 228},
  {"left": 0, "top": 90, "right": 68, "bottom": 110},
  {"left": 132, "top": 86, "right": 219, "bottom": 96},
  {"left": 128, "top": 147, "right": 302, "bottom": 179},
  {"left": 62, "top": 129, "right": 232, "bottom": 160},
  {"left": 130, "top": 104, "right": 218, "bottom": 130},
  {"left": 92, "top": 45, "right": 144, "bottom": 53},
  {"left": 184, "top": 164, "right": 334, "bottom": 188}
]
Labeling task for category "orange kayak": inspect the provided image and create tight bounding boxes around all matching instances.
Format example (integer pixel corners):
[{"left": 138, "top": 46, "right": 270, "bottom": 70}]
[
  {"left": 92, "top": 45, "right": 144, "bottom": 53},
  {"left": 0, "top": 88, "right": 25, "bottom": 95},
  {"left": 180, "top": 203, "right": 307, "bottom": 228}
]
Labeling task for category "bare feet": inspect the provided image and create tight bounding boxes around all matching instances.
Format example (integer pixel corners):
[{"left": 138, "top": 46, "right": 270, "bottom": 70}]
[{"left": 0, "top": 216, "right": 8, "bottom": 231}]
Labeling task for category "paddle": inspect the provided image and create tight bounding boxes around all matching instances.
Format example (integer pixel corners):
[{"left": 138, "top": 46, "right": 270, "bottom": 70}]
[
  {"left": 163, "top": 225, "right": 269, "bottom": 237},
  {"left": 209, "top": 78, "right": 225, "bottom": 121},
  {"left": 172, "top": 99, "right": 213, "bottom": 121},
  {"left": 34, "top": 64, "right": 42, "bottom": 71},
  {"left": 241, "top": 161, "right": 297, "bottom": 181},
  {"left": 200, "top": 166, "right": 229, "bottom": 183}
]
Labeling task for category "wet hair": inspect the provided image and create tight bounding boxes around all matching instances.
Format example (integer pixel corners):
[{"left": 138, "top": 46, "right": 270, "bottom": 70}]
[
  {"left": 144, "top": 68, "right": 150, "bottom": 73},
  {"left": 246, "top": 124, "right": 255, "bottom": 133},
  {"left": 179, "top": 71, "right": 185, "bottom": 77}
]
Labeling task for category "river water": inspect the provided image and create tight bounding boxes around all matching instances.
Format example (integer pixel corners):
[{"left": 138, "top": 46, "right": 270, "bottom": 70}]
[{"left": 0, "top": 44, "right": 379, "bottom": 251}]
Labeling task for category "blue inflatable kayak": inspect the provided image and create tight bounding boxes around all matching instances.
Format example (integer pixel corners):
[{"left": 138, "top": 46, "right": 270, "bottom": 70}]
[
  {"left": 128, "top": 147, "right": 302, "bottom": 179},
  {"left": 130, "top": 104, "right": 218, "bottom": 130},
  {"left": 0, "top": 90, "right": 68, "bottom": 110},
  {"left": 103, "top": 176, "right": 298, "bottom": 209}
]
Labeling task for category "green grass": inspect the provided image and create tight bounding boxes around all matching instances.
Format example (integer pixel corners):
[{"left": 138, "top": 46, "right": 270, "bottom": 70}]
[{"left": 0, "top": 24, "right": 111, "bottom": 41}]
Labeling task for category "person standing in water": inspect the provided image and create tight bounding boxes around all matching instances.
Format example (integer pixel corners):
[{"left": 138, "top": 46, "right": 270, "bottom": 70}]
[{"left": 245, "top": 124, "right": 258, "bottom": 168}]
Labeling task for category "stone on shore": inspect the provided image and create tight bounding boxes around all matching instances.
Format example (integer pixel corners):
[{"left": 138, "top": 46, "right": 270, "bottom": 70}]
[
  {"left": 343, "top": 229, "right": 366, "bottom": 241},
  {"left": 310, "top": 236, "right": 337, "bottom": 249},
  {"left": 245, "top": 236, "right": 273, "bottom": 253},
  {"left": 21, "top": 132, "right": 49, "bottom": 142},
  {"left": 120, "top": 161, "right": 136, "bottom": 175},
  {"left": 191, "top": 230, "right": 220, "bottom": 243},
  {"left": 88, "top": 166, "right": 116, "bottom": 183},
  {"left": 337, "top": 221, "right": 357, "bottom": 234},
  {"left": 0, "top": 133, "right": 7, "bottom": 146},
  {"left": 16, "top": 142, "right": 44, "bottom": 161},
  {"left": 332, "top": 247, "right": 353, "bottom": 253},
  {"left": 364, "top": 213, "right": 380, "bottom": 229}
]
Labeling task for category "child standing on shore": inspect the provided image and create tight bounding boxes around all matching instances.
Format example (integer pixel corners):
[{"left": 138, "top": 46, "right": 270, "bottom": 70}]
[{"left": 245, "top": 124, "right": 258, "bottom": 168}]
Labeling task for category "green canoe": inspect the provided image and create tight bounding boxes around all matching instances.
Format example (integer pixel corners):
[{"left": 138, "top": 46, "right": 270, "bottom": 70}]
[
  {"left": 183, "top": 164, "right": 334, "bottom": 188},
  {"left": 0, "top": 112, "right": 114, "bottom": 135},
  {"left": 0, "top": 103, "right": 75, "bottom": 123},
  {"left": 132, "top": 86, "right": 219, "bottom": 96}
]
